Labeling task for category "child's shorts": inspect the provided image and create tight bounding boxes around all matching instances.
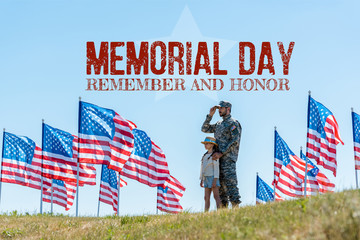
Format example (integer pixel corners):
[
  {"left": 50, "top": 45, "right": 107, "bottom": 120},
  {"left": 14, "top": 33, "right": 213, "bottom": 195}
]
[{"left": 203, "top": 176, "right": 220, "bottom": 188}]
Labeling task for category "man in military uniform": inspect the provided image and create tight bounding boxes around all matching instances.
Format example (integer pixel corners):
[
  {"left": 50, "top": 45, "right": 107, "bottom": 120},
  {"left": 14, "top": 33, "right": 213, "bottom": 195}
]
[{"left": 201, "top": 101, "right": 242, "bottom": 208}]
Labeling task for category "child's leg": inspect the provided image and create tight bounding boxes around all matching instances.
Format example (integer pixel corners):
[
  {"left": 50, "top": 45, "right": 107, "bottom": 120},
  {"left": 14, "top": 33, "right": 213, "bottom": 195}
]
[
  {"left": 204, "top": 188, "right": 212, "bottom": 212},
  {"left": 212, "top": 186, "right": 222, "bottom": 209}
]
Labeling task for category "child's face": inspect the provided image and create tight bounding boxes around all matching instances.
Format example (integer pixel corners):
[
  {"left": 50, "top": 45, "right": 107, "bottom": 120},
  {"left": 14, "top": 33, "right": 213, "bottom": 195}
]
[{"left": 204, "top": 143, "right": 214, "bottom": 151}]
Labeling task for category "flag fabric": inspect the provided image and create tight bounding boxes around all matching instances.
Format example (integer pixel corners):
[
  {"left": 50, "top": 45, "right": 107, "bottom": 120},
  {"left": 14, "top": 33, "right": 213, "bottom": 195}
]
[
  {"left": 42, "top": 124, "right": 96, "bottom": 186},
  {"left": 163, "top": 175, "right": 185, "bottom": 201},
  {"left": 99, "top": 164, "right": 127, "bottom": 214},
  {"left": 273, "top": 130, "right": 312, "bottom": 197},
  {"left": 157, "top": 175, "right": 185, "bottom": 214},
  {"left": 42, "top": 179, "right": 77, "bottom": 211},
  {"left": 306, "top": 96, "right": 344, "bottom": 177},
  {"left": 78, "top": 101, "right": 134, "bottom": 172},
  {"left": 1, "top": 132, "right": 46, "bottom": 190},
  {"left": 157, "top": 186, "right": 183, "bottom": 214},
  {"left": 300, "top": 149, "right": 320, "bottom": 196},
  {"left": 300, "top": 150, "right": 335, "bottom": 194},
  {"left": 352, "top": 111, "right": 360, "bottom": 170},
  {"left": 120, "top": 129, "right": 170, "bottom": 187},
  {"left": 256, "top": 175, "right": 274, "bottom": 204},
  {"left": 275, "top": 192, "right": 285, "bottom": 201}
]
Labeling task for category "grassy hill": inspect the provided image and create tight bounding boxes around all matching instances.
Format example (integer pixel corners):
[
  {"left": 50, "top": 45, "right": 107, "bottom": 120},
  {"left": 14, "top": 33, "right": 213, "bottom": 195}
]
[{"left": 1, "top": 190, "right": 360, "bottom": 239}]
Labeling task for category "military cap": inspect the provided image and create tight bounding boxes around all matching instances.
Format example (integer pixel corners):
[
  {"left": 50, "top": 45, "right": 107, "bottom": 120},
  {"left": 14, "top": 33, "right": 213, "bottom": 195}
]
[{"left": 217, "top": 101, "right": 232, "bottom": 108}]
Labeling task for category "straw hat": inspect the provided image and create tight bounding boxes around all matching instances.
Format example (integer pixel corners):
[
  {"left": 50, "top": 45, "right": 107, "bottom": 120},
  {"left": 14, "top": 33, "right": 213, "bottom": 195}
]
[{"left": 201, "top": 136, "right": 218, "bottom": 146}]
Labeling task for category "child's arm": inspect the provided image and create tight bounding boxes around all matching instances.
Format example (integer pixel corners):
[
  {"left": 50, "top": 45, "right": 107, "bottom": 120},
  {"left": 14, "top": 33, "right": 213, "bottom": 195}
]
[
  {"left": 200, "top": 158, "right": 204, "bottom": 187},
  {"left": 212, "top": 159, "right": 220, "bottom": 188}
]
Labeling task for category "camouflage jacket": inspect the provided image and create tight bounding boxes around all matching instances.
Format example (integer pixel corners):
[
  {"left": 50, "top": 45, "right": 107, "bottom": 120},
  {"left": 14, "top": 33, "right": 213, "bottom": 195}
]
[{"left": 201, "top": 114, "right": 242, "bottom": 161}]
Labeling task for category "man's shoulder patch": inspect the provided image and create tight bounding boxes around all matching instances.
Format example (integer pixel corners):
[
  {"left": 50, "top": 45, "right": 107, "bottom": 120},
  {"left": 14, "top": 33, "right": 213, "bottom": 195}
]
[{"left": 231, "top": 125, "right": 237, "bottom": 131}]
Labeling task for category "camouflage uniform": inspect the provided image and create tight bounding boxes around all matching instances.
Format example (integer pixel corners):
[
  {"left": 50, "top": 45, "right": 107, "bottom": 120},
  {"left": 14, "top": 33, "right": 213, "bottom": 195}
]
[{"left": 201, "top": 103, "right": 242, "bottom": 207}]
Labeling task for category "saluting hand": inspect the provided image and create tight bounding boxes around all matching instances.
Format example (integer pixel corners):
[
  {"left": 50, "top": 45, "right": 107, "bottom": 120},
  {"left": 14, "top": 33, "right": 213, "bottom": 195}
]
[{"left": 209, "top": 106, "right": 217, "bottom": 117}]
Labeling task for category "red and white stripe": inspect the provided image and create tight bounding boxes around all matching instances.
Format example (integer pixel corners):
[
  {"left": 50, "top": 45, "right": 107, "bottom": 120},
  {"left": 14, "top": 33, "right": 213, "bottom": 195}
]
[
  {"left": 42, "top": 136, "right": 96, "bottom": 186},
  {"left": 307, "top": 115, "right": 344, "bottom": 177},
  {"left": 125, "top": 119, "right": 137, "bottom": 130},
  {"left": 43, "top": 181, "right": 77, "bottom": 211},
  {"left": 302, "top": 173, "right": 335, "bottom": 196},
  {"left": 79, "top": 113, "right": 134, "bottom": 172},
  {"left": 1, "top": 146, "right": 44, "bottom": 190},
  {"left": 354, "top": 142, "right": 360, "bottom": 170},
  {"left": 291, "top": 154, "right": 312, "bottom": 179},
  {"left": 275, "top": 192, "right": 284, "bottom": 201},
  {"left": 273, "top": 157, "right": 282, "bottom": 187},
  {"left": 121, "top": 141, "right": 170, "bottom": 187},
  {"left": 157, "top": 187, "right": 183, "bottom": 214},
  {"left": 281, "top": 154, "right": 325, "bottom": 197},
  {"left": 290, "top": 155, "right": 320, "bottom": 196},
  {"left": 164, "top": 175, "right": 185, "bottom": 201},
  {"left": 302, "top": 177, "right": 319, "bottom": 196},
  {"left": 99, "top": 177, "right": 127, "bottom": 213},
  {"left": 316, "top": 171, "right": 335, "bottom": 193},
  {"left": 275, "top": 155, "right": 304, "bottom": 198},
  {"left": 302, "top": 161, "right": 335, "bottom": 195}
]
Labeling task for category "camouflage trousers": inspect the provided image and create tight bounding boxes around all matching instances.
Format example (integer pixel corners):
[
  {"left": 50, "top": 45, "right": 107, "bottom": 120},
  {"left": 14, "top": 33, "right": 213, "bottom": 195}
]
[{"left": 219, "top": 157, "right": 241, "bottom": 207}]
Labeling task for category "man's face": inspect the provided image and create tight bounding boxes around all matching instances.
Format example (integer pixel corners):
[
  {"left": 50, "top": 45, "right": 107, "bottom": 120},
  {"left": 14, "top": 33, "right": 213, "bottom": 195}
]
[{"left": 218, "top": 107, "right": 227, "bottom": 117}]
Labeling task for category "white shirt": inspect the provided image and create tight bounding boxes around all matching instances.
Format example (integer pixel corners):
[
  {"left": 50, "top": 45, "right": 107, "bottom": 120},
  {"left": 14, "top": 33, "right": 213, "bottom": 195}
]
[{"left": 200, "top": 152, "right": 220, "bottom": 180}]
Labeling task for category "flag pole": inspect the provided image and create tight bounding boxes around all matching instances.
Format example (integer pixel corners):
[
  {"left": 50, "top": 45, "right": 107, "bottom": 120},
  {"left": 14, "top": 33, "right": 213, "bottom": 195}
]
[
  {"left": 76, "top": 97, "right": 81, "bottom": 217},
  {"left": 156, "top": 188, "right": 158, "bottom": 215},
  {"left": 97, "top": 165, "right": 103, "bottom": 217},
  {"left": 40, "top": 119, "right": 45, "bottom": 214},
  {"left": 273, "top": 126, "right": 277, "bottom": 196},
  {"left": 117, "top": 173, "right": 120, "bottom": 216},
  {"left": 304, "top": 91, "right": 311, "bottom": 198},
  {"left": 0, "top": 128, "right": 5, "bottom": 207},
  {"left": 97, "top": 196, "right": 100, "bottom": 217},
  {"left": 51, "top": 179, "right": 54, "bottom": 214},
  {"left": 351, "top": 107, "right": 359, "bottom": 189},
  {"left": 256, "top": 172, "right": 259, "bottom": 204},
  {"left": 301, "top": 146, "right": 309, "bottom": 197},
  {"left": 75, "top": 161, "right": 80, "bottom": 217}
]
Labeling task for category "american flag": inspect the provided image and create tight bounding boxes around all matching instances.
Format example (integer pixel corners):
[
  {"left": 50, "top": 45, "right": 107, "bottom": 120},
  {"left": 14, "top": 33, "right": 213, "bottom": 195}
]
[
  {"left": 352, "top": 111, "right": 360, "bottom": 170},
  {"left": 256, "top": 175, "right": 274, "bottom": 204},
  {"left": 42, "top": 124, "right": 96, "bottom": 186},
  {"left": 306, "top": 96, "right": 344, "bottom": 177},
  {"left": 163, "top": 175, "right": 185, "bottom": 201},
  {"left": 157, "top": 186, "right": 183, "bottom": 214},
  {"left": 1, "top": 132, "right": 45, "bottom": 190},
  {"left": 78, "top": 101, "right": 134, "bottom": 172},
  {"left": 273, "top": 130, "right": 311, "bottom": 197},
  {"left": 42, "top": 179, "right": 77, "bottom": 211},
  {"left": 300, "top": 150, "right": 335, "bottom": 194},
  {"left": 120, "top": 129, "right": 170, "bottom": 187},
  {"left": 99, "top": 164, "right": 127, "bottom": 214},
  {"left": 300, "top": 149, "right": 320, "bottom": 196}
]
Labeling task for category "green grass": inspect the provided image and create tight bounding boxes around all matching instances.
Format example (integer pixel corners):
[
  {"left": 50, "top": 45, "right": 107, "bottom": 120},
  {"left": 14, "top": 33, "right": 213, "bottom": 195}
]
[{"left": 1, "top": 190, "right": 360, "bottom": 239}]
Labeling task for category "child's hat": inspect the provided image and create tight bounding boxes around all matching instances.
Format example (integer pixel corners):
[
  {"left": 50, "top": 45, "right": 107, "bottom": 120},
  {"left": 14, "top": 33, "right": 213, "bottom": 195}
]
[{"left": 201, "top": 136, "right": 218, "bottom": 146}]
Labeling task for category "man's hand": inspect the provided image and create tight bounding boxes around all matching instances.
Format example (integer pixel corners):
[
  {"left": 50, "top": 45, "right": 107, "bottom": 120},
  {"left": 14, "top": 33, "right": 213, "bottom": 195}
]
[
  {"left": 209, "top": 106, "right": 217, "bottom": 117},
  {"left": 212, "top": 152, "right": 223, "bottom": 160},
  {"left": 200, "top": 180, "right": 204, "bottom": 188}
]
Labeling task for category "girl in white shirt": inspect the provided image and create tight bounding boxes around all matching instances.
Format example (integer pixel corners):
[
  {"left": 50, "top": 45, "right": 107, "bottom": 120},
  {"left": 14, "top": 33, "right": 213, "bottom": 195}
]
[{"left": 200, "top": 136, "right": 222, "bottom": 211}]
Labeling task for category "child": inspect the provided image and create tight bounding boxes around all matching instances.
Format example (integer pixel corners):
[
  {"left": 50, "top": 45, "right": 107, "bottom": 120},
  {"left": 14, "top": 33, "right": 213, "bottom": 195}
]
[{"left": 200, "top": 136, "right": 222, "bottom": 211}]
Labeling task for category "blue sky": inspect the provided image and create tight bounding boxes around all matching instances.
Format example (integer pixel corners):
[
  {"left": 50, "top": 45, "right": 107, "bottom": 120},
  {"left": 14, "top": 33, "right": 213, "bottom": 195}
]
[{"left": 0, "top": 0, "right": 359, "bottom": 216}]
